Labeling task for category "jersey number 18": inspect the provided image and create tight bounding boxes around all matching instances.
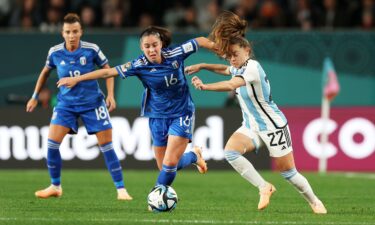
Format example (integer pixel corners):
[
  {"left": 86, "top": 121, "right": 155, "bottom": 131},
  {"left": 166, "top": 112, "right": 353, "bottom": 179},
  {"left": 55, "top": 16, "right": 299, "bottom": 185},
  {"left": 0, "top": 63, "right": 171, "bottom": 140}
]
[{"left": 69, "top": 70, "right": 81, "bottom": 77}]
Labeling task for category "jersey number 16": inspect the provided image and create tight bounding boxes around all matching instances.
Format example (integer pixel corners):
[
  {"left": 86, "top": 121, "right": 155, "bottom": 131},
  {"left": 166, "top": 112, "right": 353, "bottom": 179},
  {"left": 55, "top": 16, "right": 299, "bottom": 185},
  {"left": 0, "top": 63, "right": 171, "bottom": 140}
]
[{"left": 164, "top": 74, "right": 178, "bottom": 87}]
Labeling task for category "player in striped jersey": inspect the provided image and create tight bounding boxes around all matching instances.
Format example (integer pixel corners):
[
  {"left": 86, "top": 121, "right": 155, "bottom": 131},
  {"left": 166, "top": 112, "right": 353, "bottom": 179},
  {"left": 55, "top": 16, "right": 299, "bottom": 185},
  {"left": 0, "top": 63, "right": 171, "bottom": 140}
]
[
  {"left": 187, "top": 11, "right": 327, "bottom": 214},
  {"left": 26, "top": 13, "right": 132, "bottom": 201},
  {"left": 57, "top": 26, "right": 216, "bottom": 193}
]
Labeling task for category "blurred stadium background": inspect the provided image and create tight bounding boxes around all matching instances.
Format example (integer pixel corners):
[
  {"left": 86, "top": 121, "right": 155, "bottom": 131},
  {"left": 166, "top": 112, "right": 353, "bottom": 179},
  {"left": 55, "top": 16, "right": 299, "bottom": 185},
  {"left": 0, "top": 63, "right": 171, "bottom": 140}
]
[
  {"left": 0, "top": 0, "right": 373, "bottom": 171},
  {"left": 0, "top": 0, "right": 374, "bottom": 224}
]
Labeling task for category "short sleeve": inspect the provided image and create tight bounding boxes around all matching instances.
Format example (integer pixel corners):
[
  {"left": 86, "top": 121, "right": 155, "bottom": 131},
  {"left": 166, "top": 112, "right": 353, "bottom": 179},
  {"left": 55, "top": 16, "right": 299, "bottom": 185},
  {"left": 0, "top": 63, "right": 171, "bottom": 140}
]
[
  {"left": 45, "top": 48, "right": 56, "bottom": 69},
  {"left": 164, "top": 39, "right": 199, "bottom": 60},
  {"left": 241, "top": 61, "right": 260, "bottom": 83},
  {"left": 94, "top": 48, "right": 109, "bottom": 67}
]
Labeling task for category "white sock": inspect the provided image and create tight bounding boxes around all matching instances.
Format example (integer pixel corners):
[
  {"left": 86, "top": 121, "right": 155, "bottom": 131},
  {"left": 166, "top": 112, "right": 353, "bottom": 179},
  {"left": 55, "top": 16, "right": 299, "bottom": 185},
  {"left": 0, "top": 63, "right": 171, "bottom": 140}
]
[
  {"left": 51, "top": 184, "right": 61, "bottom": 189},
  {"left": 281, "top": 168, "right": 317, "bottom": 204},
  {"left": 225, "top": 150, "right": 267, "bottom": 190}
]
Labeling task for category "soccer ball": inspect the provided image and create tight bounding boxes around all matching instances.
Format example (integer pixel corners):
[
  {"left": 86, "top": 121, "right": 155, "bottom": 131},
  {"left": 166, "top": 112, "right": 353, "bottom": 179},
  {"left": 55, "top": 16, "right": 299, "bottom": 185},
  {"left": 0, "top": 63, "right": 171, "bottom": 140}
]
[{"left": 147, "top": 184, "right": 178, "bottom": 212}]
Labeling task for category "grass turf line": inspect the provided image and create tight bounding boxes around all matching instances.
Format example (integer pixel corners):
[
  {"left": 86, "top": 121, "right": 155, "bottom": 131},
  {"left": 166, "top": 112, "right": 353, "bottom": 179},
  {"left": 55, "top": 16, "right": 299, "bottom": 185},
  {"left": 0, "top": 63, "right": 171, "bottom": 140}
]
[{"left": 0, "top": 170, "right": 374, "bottom": 225}]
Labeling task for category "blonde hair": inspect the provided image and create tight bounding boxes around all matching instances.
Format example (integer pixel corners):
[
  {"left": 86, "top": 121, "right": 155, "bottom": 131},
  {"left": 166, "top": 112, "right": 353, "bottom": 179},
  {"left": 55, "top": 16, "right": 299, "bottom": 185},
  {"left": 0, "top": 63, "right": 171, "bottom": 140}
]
[{"left": 209, "top": 11, "right": 248, "bottom": 57}]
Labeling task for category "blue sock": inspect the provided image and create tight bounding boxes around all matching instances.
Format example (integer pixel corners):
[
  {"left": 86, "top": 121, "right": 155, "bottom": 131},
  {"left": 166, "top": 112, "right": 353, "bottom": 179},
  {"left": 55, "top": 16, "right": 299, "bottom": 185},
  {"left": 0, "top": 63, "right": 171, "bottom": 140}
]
[
  {"left": 47, "top": 139, "right": 62, "bottom": 186},
  {"left": 99, "top": 142, "right": 124, "bottom": 189},
  {"left": 177, "top": 151, "right": 197, "bottom": 170},
  {"left": 157, "top": 164, "right": 177, "bottom": 186}
]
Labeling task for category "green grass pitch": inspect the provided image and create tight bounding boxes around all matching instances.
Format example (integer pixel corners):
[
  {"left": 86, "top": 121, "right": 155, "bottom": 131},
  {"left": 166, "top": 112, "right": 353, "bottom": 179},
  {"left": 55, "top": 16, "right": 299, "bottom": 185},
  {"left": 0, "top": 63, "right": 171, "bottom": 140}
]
[{"left": 0, "top": 169, "right": 374, "bottom": 225}]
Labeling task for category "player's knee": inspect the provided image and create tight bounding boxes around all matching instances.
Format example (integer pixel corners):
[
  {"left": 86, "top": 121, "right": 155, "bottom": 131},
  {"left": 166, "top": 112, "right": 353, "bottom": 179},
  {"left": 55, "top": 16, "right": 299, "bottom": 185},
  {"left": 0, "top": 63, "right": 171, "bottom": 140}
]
[
  {"left": 163, "top": 157, "right": 179, "bottom": 167},
  {"left": 224, "top": 150, "right": 241, "bottom": 162}
]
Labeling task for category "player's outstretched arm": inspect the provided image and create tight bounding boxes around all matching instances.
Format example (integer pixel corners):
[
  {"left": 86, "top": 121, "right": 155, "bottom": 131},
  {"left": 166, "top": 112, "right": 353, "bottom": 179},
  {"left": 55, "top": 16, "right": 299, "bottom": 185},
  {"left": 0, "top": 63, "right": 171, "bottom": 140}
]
[
  {"left": 195, "top": 37, "right": 218, "bottom": 52},
  {"left": 102, "top": 64, "right": 116, "bottom": 112},
  {"left": 26, "top": 67, "right": 51, "bottom": 112},
  {"left": 185, "top": 63, "right": 230, "bottom": 76},
  {"left": 191, "top": 76, "right": 245, "bottom": 92},
  {"left": 57, "top": 67, "right": 118, "bottom": 89}
]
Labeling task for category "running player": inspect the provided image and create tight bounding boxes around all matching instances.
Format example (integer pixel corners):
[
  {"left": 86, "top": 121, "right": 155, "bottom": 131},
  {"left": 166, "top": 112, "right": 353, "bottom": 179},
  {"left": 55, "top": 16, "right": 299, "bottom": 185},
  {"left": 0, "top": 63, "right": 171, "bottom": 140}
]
[
  {"left": 26, "top": 13, "right": 132, "bottom": 200},
  {"left": 187, "top": 11, "right": 327, "bottom": 214},
  {"left": 57, "top": 26, "right": 214, "bottom": 189}
]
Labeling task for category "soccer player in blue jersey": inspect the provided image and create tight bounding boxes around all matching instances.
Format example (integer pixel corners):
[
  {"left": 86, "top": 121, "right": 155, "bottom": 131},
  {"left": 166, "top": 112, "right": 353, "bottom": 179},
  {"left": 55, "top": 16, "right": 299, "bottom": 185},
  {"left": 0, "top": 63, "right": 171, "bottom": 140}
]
[
  {"left": 57, "top": 26, "right": 216, "bottom": 189},
  {"left": 26, "top": 13, "right": 132, "bottom": 200},
  {"left": 188, "top": 11, "right": 327, "bottom": 214}
]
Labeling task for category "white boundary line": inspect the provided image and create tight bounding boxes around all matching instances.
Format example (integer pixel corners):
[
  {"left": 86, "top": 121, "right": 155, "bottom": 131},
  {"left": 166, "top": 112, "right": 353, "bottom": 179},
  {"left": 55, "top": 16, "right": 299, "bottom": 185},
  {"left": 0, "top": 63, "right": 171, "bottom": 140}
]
[
  {"left": 0, "top": 217, "right": 374, "bottom": 225},
  {"left": 329, "top": 172, "right": 375, "bottom": 180}
]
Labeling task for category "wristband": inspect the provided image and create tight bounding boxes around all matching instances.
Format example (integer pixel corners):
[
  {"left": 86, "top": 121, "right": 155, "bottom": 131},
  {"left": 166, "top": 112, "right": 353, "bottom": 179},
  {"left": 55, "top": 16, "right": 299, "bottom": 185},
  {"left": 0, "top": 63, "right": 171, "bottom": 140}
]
[{"left": 32, "top": 92, "right": 39, "bottom": 100}]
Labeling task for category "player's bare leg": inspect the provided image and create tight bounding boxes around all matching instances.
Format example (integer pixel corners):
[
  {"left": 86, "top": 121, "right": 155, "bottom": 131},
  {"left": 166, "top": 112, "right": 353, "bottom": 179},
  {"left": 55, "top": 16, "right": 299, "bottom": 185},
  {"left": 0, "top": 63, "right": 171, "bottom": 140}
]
[{"left": 153, "top": 146, "right": 167, "bottom": 171}]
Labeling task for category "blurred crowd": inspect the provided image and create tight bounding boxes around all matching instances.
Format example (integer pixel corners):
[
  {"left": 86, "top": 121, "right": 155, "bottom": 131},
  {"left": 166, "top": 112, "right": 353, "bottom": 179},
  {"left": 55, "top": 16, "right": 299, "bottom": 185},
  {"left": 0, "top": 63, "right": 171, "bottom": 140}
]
[{"left": 0, "top": 0, "right": 374, "bottom": 32}]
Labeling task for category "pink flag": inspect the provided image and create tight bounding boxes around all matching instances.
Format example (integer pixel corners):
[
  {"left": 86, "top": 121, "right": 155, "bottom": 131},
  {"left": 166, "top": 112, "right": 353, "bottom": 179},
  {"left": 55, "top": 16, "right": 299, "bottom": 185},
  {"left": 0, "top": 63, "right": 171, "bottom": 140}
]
[{"left": 322, "top": 58, "right": 340, "bottom": 101}]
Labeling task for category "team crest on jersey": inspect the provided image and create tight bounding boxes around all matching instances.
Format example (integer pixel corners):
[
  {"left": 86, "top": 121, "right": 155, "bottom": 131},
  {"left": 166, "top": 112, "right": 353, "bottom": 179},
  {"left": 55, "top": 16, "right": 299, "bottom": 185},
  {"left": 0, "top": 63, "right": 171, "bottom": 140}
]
[
  {"left": 172, "top": 60, "right": 179, "bottom": 69},
  {"left": 80, "top": 56, "right": 86, "bottom": 66},
  {"left": 120, "top": 62, "right": 132, "bottom": 73}
]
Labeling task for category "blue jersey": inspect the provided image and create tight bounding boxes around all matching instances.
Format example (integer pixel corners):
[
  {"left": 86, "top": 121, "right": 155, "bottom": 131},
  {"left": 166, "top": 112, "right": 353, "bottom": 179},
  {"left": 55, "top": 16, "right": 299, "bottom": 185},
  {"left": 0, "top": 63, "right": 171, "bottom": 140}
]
[
  {"left": 46, "top": 41, "right": 108, "bottom": 107},
  {"left": 115, "top": 39, "right": 199, "bottom": 118}
]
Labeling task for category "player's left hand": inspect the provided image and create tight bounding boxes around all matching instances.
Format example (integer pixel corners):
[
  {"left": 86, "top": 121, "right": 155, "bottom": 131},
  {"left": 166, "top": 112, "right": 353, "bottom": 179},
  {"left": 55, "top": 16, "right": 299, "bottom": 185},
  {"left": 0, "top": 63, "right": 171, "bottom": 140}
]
[
  {"left": 106, "top": 95, "right": 116, "bottom": 112},
  {"left": 57, "top": 77, "right": 78, "bottom": 89}
]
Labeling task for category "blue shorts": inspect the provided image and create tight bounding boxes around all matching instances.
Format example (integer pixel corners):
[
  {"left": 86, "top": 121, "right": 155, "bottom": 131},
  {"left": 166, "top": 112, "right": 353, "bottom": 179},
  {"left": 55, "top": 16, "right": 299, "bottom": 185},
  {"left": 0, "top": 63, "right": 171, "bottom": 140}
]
[
  {"left": 51, "top": 100, "right": 112, "bottom": 135},
  {"left": 149, "top": 113, "right": 195, "bottom": 147}
]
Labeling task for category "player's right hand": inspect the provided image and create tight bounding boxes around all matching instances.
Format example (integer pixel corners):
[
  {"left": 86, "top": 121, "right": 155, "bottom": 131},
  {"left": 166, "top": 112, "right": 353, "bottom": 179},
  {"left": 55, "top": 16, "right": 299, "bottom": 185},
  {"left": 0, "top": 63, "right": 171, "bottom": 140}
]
[
  {"left": 185, "top": 64, "right": 201, "bottom": 75},
  {"left": 191, "top": 76, "right": 204, "bottom": 90},
  {"left": 26, "top": 98, "right": 38, "bottom": 112},
  {"left": 57, "top": 77, "right": 78, "bottom": 89}
]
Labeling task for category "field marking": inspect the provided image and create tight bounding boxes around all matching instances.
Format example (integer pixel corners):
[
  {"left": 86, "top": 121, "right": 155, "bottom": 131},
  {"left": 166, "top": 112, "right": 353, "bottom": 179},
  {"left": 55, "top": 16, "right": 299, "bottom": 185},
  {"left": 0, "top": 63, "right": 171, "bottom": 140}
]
[
  {"left": 0, "top": 217, "right": 374, "bottom": 225},
  {"left": 329, "top": 172, "right": 375, "bottom": 180}
]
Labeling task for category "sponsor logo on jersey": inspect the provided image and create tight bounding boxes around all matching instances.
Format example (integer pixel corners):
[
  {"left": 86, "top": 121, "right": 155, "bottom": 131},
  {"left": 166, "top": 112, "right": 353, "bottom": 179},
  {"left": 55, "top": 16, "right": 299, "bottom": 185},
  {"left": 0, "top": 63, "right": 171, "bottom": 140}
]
[
  {"left": 281, "top": 146, "right": 286, "bottom": 150},
  {"left": 103, "top": 120, "right": 109, "bottom": 126},
  {"left": 172, "top": 61, "right": 179, "bottom": 69},
  {"left": 70, "top": 61, "right": 75, "bottom": 64},
  {"left": 182, "top": 42, "right": 193, "bottom": 53},
  {"left": 185, "top": 129, "right": 190, "bottom": 133},
  {"left": 120, "top": 62, "right": 132, "bottom": 73},
  {"left": 60, "top": 60, "right": 66, "bottom": 65},
  {"left": 150, "top": 68, "right": 157, "bottom": 72},
  {"left": 80, "top": 56, "right": 86, "bottom": 66}
]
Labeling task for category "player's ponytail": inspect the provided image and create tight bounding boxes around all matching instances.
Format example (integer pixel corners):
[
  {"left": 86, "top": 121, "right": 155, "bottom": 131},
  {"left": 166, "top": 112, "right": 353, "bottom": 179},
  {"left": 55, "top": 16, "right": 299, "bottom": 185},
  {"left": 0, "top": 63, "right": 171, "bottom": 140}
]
[
  {"left": 209, "top": 11, "right": 248, "bottom": 57},
  {"left": 140, "top": 26, "right": 172, "bottom": 48}
]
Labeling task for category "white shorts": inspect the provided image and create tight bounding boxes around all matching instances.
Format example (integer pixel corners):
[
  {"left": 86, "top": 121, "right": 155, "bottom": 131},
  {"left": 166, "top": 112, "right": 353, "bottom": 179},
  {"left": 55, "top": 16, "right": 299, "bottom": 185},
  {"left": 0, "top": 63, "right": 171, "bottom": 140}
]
[{"left": 235, "top": 125, "right": 293, "bottom": 157}]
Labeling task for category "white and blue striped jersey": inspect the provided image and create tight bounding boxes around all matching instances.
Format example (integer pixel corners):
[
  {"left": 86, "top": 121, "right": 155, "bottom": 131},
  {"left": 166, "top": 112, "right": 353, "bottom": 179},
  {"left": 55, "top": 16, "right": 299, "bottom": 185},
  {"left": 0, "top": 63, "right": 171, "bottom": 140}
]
[
  {"left": 230, "top": 59, "right": 287, "bottom": 131},
  {"left": 115, "top": 39, "right": 199, "bottom": 118},
  {"left": 46, "top": 41, "right": 108, "bottom": 107}
]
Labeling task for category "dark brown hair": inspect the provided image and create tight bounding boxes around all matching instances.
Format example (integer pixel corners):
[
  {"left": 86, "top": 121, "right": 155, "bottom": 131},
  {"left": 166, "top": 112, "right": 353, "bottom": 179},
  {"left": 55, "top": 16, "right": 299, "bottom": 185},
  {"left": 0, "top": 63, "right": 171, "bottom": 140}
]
[
  {"left": 229, "top": 36, "right": 254, "bottom": 59},
  {"left": 209, "top": 11, "right": 248, "bottom": 57},
  {"left": 63, "top": 13, "right": 82, "bottom": 27},
  {"left": 140, "top": 26, "right": 172, "bottom": 48}
]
